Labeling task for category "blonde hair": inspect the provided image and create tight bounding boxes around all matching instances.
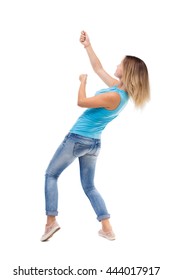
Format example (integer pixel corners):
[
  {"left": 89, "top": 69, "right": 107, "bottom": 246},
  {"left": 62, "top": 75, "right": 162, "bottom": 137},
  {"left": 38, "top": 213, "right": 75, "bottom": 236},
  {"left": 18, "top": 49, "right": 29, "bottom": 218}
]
[{"left": 122, "top": 56, "right": 150, "bottom": 108}]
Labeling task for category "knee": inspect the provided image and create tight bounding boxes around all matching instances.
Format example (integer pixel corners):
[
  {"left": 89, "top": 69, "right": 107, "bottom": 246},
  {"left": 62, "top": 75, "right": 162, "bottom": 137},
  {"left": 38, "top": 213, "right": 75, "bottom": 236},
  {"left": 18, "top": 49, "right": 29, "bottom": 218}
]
[
  {"left": 81, "top": 180, "right": 95, "bottom": 195},
  {"left": 45, "top": 167, "right": 58, "bottom": 179}
]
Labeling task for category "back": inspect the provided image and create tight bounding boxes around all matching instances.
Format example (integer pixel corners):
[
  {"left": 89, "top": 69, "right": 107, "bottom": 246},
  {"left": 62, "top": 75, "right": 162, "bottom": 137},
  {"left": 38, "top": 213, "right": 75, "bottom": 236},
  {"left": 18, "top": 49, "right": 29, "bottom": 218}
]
[{"left": 70, "top": 86, "right": 129, "bottom": 139}]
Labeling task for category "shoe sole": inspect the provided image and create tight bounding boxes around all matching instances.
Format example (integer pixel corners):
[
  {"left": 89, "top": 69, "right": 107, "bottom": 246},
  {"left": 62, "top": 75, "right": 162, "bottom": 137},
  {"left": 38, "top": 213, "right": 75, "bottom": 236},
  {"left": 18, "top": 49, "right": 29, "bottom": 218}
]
[
  {"left": 98, "top": 232, "right": 116, "bottom": 241},
  {"left": 41, "top": 226, "right": 60, "bottom": 242}
]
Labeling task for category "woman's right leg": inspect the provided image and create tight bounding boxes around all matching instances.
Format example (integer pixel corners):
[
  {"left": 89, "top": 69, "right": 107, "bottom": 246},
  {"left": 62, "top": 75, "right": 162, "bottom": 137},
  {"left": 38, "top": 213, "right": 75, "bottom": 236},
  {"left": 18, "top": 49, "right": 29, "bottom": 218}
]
[{"left": 78, "top": 143, "right": 115, "bottom": 240}]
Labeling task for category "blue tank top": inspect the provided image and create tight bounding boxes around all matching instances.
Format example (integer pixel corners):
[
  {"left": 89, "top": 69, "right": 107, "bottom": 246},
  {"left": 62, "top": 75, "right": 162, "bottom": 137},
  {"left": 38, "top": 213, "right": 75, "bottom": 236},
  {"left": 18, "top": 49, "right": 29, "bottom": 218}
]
[{"left": 70, "top": 85, "right": 129, "bottom": 139}]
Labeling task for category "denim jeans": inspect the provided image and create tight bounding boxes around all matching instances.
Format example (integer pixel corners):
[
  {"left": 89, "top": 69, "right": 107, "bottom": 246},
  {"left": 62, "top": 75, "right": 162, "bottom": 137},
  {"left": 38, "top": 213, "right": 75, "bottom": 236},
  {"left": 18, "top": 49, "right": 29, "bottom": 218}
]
[{"left": 45, "top": 133, "right": 110, "bottom": 221}]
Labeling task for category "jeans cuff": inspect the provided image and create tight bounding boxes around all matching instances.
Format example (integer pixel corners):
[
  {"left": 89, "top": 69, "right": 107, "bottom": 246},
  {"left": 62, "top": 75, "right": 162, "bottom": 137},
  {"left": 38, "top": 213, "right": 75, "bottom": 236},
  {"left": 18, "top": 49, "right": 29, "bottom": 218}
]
[
  {"left": 46, "top": 211, "right": 58, "bottom": 216},
  {"left": 97, "top": 214, "right": 110, "bottom": 221}
]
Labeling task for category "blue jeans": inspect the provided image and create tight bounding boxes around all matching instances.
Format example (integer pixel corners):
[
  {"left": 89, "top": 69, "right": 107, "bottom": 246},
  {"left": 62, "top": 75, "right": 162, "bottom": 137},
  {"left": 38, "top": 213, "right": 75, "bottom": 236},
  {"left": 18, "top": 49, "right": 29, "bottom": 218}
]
[{"left": 45, "top": 133, "right": 110, "bottom": 221}]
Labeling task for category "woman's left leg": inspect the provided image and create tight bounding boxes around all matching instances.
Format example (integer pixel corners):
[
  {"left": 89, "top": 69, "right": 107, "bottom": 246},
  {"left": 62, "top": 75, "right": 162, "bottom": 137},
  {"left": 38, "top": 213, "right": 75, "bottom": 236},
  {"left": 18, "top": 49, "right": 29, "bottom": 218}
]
[{"left": 41, "top": 134, "right": 77, "bottom": 241}]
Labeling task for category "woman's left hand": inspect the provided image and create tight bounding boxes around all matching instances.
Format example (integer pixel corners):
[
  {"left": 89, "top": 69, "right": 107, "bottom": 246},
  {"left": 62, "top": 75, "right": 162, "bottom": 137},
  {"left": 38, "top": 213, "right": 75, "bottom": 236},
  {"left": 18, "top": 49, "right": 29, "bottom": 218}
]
[{"left": 79, "top": 74, "right": 88, "bottom": 83}]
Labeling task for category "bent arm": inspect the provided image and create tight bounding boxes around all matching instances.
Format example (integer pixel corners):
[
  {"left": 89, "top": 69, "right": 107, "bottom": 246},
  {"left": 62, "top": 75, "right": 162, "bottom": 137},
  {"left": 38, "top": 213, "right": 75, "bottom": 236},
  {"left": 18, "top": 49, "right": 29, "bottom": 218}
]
[{"left": 77, "top": 75, "right": 120, "bottom": 110}]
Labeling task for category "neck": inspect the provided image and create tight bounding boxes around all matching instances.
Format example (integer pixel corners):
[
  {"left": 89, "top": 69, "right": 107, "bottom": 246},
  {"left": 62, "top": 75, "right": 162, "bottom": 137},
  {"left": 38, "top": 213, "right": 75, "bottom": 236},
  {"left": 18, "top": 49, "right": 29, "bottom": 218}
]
[{"left": 117, "top": 80, "right": 125, "bottom": 90}]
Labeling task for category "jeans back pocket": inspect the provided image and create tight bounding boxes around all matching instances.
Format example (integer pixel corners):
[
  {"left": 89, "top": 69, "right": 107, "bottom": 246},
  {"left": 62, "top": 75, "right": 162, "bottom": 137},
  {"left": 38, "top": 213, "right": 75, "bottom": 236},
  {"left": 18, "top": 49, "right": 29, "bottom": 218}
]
[{"left": 73, "top": 142, "right": 93, "bottom": 157}]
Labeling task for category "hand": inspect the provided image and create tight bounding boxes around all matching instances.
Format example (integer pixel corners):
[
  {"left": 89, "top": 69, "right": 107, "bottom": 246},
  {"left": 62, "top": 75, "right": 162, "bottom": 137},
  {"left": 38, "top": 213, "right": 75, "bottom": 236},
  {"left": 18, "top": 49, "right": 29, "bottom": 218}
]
[
  {"left": 79, "top": 74, "right": 88, "bottom": 83},
  {"left": 80, "top": 31, "right": 90, "bottom": 48}
]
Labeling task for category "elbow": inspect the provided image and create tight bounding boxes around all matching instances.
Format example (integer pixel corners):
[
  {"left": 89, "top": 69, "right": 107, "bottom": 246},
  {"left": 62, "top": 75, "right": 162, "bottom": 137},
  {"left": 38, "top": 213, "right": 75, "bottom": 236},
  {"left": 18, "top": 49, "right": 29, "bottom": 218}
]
[
  {"left": 77, "top": 100, "right": 83, "bottom": 107},
  {"left": 77, "top": 103, "right": 86, "bottom": 108},
  {"left": 77, "top": 100, "right": 85, "bottom": 108}
]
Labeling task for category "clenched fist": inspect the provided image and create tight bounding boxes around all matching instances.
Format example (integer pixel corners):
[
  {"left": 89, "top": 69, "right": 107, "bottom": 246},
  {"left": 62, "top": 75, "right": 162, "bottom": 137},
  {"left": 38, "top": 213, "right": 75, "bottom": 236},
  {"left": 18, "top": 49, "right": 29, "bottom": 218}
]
[
  {"left": 79, "top": 74, "right": 88, "bottom": 83},
  {"left": 80, "top": 31, "right": 90, "bottom": 48}
]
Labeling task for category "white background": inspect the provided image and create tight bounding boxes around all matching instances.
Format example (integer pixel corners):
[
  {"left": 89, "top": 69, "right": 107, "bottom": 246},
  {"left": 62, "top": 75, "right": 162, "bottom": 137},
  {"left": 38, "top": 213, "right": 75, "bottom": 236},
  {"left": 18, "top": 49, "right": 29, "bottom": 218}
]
[{"left": 0, "top": 0, "right": 172, "bottom": 279}]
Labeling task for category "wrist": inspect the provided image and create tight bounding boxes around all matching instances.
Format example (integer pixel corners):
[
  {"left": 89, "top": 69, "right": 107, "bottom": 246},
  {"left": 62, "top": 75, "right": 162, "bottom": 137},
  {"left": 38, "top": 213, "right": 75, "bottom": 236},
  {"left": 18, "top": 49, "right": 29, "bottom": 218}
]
[
  {"left": 80, "top": 80, "right": 87, "bottom": 85},
  {"left": 84, "top": 43, "right": 91, "bottom": 48}
]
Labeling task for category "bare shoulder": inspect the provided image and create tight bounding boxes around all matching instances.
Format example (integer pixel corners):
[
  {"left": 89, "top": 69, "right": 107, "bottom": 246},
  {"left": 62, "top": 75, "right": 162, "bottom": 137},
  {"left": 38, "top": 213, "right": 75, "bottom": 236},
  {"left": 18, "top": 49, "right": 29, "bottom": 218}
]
[{"left": 105, "top": 91, "right": 121, "bottom": 110}]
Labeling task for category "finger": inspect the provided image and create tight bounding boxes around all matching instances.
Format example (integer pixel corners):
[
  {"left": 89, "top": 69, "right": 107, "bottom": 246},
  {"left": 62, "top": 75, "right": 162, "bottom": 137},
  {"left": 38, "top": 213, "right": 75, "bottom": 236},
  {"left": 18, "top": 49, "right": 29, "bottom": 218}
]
[
  {"left": 80, "top": 35, "right": 84, "bottom": 40},
  {"left": 80, "top": 36, "right": 86, "bottom": 43}
]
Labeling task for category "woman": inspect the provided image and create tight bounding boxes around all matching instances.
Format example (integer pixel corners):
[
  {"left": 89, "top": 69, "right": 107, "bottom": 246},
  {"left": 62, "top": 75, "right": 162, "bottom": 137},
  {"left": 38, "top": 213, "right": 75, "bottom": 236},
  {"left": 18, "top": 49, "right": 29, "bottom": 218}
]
[{"left": 41, "top": 31, "right": 150, "bottom": 241}]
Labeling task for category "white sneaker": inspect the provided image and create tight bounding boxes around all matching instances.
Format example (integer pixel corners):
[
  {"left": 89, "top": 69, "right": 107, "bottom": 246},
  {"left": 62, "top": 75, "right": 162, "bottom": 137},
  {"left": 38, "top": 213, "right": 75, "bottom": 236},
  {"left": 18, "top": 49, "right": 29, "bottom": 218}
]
[
  {"left": 41, "top": 221, "right": 60, "bottom": 242},
  {"left": 98, "top": 229, "right": 116, "bottom": 240}
]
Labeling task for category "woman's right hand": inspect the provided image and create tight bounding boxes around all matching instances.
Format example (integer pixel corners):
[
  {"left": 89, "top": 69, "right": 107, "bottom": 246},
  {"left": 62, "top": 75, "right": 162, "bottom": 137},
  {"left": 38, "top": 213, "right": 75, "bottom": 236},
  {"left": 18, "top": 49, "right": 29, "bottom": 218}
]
[{"left": 80, "top": 31, "right": 90, "bottom": 48}]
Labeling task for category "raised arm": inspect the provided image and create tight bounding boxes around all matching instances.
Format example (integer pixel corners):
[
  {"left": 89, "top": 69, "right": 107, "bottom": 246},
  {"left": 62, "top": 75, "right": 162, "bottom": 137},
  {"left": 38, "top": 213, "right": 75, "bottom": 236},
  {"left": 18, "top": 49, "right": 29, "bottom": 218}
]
[{"left": 80, "top": 31, "right": 119, "bottom": 87}]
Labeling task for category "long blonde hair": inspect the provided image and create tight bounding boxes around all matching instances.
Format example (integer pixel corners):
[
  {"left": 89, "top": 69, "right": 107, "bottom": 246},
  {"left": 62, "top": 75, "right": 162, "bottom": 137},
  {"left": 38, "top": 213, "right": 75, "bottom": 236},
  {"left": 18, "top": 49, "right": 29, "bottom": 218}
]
[{"left": 122, "top": 56, "right": 150, "bottom": 107}]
